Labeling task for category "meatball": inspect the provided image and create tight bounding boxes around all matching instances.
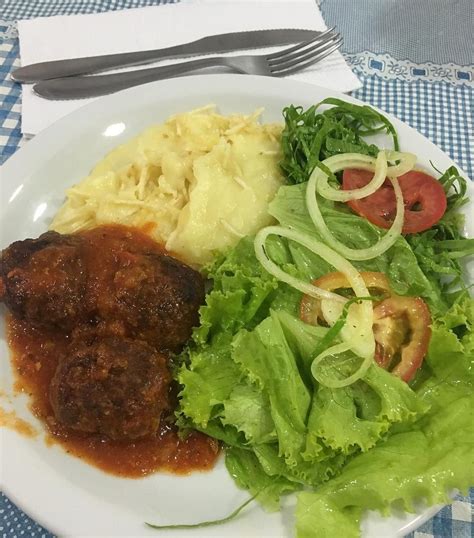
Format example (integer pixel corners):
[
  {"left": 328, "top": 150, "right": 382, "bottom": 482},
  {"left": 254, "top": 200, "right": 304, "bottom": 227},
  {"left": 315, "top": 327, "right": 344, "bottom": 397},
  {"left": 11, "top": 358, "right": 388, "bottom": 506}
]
[
  {"left": 94, "top": 251, "right": 205, "bottom": 352},
  {"left": 50, "top": 336, "right": 171, "bottom": 440},
  {"left": 0, "top": 232, "right": 86, "bottom": 330},
  {"left": 0, "top": 227, "right": 204, "bottom": 352}
]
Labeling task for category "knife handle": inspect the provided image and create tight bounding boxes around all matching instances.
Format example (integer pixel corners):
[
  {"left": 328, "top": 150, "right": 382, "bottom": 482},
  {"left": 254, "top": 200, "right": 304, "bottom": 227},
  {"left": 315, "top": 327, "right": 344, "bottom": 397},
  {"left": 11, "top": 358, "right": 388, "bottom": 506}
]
[
  {"left": 33, "top": 57, "right": 234, "bottom": 100},
  {"left": 11, "top": 42, "right": 201, "bottom": 83}
]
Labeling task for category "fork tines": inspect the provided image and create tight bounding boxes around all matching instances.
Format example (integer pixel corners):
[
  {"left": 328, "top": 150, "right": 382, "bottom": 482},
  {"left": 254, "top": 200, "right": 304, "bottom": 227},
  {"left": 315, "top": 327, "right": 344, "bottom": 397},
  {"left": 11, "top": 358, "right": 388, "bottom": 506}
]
[{"left": 268, "top": 29, "right": 343, "bottom": 76}]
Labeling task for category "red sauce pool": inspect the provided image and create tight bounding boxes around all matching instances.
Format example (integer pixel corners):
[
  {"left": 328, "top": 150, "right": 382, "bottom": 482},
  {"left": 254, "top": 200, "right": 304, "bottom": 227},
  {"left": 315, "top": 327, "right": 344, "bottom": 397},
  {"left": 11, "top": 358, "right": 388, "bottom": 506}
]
[{"left": 5, "top": 225, "right": 219, "bottom": 477}]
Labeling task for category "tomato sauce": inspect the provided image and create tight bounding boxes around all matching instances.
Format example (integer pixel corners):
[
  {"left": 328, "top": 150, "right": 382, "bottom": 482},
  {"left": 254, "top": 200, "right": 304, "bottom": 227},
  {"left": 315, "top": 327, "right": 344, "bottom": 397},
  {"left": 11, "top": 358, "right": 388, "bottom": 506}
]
[
  {"left": 0, "top": 401, "right": 37, "bottom": 438},
  {"left": 5, "top": 225, "right": 219, "bottom": 478}
]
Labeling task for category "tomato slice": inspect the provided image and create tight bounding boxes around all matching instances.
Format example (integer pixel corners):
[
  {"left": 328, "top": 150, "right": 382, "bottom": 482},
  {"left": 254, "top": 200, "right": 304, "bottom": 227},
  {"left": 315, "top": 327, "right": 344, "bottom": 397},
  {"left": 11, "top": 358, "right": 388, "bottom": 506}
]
[
  {"left": 373, "top": 296, "right": 431, "bottom": 382},
  {"left": 299, "top": 271, "right": 391, "bottom": 326},
  {"left": 299, "top": 271, "right": 431, "bottom": 383},
  {"left": 342, "top": 169, "right": 447, "bottom": 234}
]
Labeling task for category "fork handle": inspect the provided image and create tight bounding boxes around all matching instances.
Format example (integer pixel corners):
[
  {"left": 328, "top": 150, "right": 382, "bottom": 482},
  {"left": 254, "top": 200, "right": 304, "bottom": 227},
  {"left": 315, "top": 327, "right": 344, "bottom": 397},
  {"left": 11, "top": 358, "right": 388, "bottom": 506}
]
[{"left": 33, "top": 57, "right": 235, "bottom": 100}]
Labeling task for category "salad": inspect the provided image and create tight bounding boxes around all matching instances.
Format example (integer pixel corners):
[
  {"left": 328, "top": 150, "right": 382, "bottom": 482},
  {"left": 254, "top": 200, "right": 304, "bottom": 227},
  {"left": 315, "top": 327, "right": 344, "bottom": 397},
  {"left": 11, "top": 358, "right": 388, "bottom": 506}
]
[{"left": 158, "top": 99, "right": 473, "bottom": 537}]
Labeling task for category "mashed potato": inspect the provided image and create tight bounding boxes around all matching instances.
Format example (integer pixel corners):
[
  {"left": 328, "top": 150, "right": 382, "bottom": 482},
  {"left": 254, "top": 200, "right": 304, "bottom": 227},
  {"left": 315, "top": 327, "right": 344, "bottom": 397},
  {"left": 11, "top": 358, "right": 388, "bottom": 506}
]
[{"left": 51, "top": 107, "right": 284, "bottom": 265}]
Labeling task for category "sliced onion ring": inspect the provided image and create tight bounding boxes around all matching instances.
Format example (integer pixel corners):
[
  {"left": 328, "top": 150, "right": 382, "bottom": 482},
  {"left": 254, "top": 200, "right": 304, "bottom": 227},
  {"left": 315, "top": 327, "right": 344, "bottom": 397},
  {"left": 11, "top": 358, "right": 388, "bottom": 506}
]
[
  {"left": 307, "top": 154, "right": 405, "bottom": 261},
  {"left": 384, "top": 150, "right": 417, "bottom": 177},
  {"left": 254, "top": 225, "right": 375, "bottom": 362},
  {"left": 252, "top": 148, "right": 416, "bottom": 387},
  {"left": 310, "top": 342, "right": 373, "bottom": 389},
  {"left": 315, "top": 152, "right": 386, "bottom": 202},
  {"left": 315, "top": 150, "right": 415, "bottom": 202}
]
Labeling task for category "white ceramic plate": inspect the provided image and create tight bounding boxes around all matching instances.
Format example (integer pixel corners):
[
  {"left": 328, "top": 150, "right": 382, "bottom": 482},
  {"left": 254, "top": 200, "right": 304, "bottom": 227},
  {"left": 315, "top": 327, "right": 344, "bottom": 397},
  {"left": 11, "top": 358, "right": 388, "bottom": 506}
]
[{"left": 1, "top": 75, "right": 472, "bottom": 538}]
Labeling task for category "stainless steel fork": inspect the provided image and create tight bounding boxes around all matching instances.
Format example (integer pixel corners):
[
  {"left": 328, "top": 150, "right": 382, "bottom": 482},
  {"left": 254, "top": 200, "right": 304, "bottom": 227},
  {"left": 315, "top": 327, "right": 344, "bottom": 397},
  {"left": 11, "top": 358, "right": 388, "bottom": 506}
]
[{"left": 33, "top": 30, "right": 343, "bottom": 100}]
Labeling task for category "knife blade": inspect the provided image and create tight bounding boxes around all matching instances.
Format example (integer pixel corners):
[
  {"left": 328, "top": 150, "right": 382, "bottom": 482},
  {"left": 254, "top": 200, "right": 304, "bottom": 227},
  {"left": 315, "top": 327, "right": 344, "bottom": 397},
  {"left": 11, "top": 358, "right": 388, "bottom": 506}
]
[{"left": 12, "top": 29, "right": 319, "bottom": 83}]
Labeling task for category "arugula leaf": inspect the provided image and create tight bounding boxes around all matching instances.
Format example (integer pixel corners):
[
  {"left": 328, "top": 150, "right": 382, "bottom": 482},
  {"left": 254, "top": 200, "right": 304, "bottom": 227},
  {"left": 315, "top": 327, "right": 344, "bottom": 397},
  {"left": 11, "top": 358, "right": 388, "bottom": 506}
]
[
  {"left": 280, "top": 98, "right": 398, "bottom": 185},
  {"left": 146, "top": 491, "right": 259, "bottom": 530},
  {"left": 406, "top": 167, "right": 474, "bottom": 303},
  {"left": 437, "top": 165, "right": 469, "bottom": 216}
]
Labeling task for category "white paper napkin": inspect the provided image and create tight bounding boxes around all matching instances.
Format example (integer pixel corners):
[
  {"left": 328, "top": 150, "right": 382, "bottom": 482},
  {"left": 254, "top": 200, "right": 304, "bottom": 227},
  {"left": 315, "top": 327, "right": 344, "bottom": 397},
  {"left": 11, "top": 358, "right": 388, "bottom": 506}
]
[{"left": 17, "top": 0, "right": 361, "bottom": 135}]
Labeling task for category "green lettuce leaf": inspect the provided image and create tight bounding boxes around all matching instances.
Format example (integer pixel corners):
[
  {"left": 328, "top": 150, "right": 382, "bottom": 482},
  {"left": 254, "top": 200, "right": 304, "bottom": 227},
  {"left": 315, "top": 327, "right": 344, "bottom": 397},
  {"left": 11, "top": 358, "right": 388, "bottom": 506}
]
[
  {"left": 253, "top": 442, "right": 347, "bottom": 487},
  {"left": 178, "top": 336, "right": 242, "bottom": 428},
  {"left": 197, "top": 418, "right": 246, "bottom": 447},
  {"left": 221, "top": 384, "right": 277, "bottom": 445},
  {"left": 296, "top": 494, "right": 361, "bottom": 538},
  {"left": 178, "top": 237, "right": 299, "bottom": 431},
  {"left": 177, "top": 191, "right": 473, "bottom": 538},
  {"left": 417, "top": 296, "right": 474, "bottom": 407},
  {"left": 193, "top": 236, "right": 302, "bottom": 346},
  {"left": 225, "top": 447, "right": 298, "bottom": 511},
  {"left": 304, "top": 364, "right": 429, "bottom": 461},
  {"left": 295, "top": 298, "right": 474, "bottom": 538},
  {"left": 275, "top": 310, "right": 328, "bottom": 380},
  {"left": 296, "top": 395, "right": 474, "bottom": 538},
  {"left": 193, "top": 238, "right": 278, "bottom": 345},
  {"left": 271, "top": 308, "right": 430, "bottom": 460},
  {"left": 269, "top": 183, "right": 447, "bottom": 313},
  {"left": 232, "top": 311, "right": 311, "bottom": 468}
]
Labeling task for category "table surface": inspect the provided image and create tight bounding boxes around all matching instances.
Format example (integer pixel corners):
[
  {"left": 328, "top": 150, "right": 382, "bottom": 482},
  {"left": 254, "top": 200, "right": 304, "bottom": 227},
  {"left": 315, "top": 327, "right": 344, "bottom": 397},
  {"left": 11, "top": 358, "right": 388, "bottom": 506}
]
[{"left": 0, "top": 1, "right": 473, "bottom": 537}]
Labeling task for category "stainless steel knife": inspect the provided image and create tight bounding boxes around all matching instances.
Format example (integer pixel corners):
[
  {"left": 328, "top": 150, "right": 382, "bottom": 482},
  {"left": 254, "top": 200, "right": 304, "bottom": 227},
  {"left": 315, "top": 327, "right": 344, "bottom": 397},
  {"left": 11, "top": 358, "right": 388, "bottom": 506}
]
[{"left": 12, "top": 29, "right": 319, "bottom": 83}]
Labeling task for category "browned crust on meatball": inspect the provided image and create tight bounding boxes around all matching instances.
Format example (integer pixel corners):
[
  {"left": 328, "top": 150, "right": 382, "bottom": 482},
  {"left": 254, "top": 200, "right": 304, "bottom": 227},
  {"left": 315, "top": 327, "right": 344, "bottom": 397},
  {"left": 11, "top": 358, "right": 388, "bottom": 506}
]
[
  {"left": 0, "top": 232, "right": 87, "bottom": 330},
  {"left": 96, "top": 251, "right": 205, "bottom": 352},
  {"left": 50, "top": 336, "right": 171, "bottom": 440}
]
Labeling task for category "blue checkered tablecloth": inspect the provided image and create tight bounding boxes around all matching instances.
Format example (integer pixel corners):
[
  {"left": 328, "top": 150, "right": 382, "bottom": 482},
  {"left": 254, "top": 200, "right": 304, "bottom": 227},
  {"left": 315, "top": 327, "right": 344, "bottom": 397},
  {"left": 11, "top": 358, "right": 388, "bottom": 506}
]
[{"left": 0, "top": 1, "right": 473, "bottom": 537}]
